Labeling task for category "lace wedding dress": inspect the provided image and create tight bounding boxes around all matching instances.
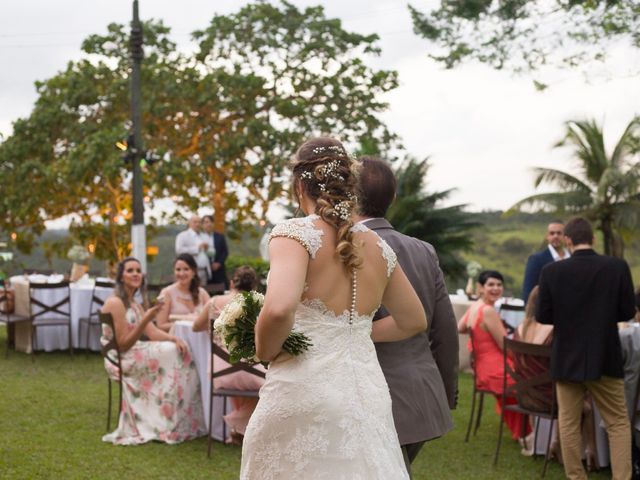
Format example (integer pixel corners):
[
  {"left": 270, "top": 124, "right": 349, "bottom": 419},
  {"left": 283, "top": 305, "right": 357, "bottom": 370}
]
[{"left": 240, "top": 215, "right": 409, "bottom": 480}]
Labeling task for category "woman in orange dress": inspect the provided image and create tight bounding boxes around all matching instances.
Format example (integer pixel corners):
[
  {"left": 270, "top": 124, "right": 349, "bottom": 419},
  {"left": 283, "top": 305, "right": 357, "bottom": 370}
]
[{"left": 458, "top": 270, "right": 530, "bottom": 440}]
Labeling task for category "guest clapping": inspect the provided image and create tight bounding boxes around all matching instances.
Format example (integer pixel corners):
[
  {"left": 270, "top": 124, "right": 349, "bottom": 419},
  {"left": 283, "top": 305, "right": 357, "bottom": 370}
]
[
  {"left": 101, "top": 257, "right": 205, "bottom": 445},
  {"left": 155, "top": 254, "right": 210, "bottom": 332}
]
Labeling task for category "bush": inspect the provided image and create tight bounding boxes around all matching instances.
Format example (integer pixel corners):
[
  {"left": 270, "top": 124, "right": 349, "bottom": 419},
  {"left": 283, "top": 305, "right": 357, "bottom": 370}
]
[{"left": 501, "top": 237, "right": 528, "bottom": 255}]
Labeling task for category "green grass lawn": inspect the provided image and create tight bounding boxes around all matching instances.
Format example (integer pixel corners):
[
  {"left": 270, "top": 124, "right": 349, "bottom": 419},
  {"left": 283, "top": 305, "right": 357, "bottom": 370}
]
[{"left": 0, "top": 327, "right": 612, "bottom": 479}]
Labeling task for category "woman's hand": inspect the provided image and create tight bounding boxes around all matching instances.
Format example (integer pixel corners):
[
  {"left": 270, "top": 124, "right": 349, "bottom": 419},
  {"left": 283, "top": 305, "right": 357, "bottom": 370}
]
[
  {"left": 142, "top": 301, "right": 164, "bottom": 325},
  {"left": 173, "top": 337, "right": 188, "bottom": 355}
]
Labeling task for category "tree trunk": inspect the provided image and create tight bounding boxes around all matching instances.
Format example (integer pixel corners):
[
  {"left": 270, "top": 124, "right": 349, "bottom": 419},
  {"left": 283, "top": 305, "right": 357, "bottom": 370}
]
[
  {"left": 208, "top": 165, "right": 226, "bottom": 233},
  {"left": 612, "top": 230, "right": 625, "bottom": 259},
  {"left": 600, "top": 217, "right": 614, "bottom": 257}
]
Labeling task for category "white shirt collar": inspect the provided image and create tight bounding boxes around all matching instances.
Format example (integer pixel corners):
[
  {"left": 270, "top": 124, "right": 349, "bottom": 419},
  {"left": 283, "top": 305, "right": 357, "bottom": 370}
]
[{"left": 548, "top": 244, "right": 570, "bottom": 261}]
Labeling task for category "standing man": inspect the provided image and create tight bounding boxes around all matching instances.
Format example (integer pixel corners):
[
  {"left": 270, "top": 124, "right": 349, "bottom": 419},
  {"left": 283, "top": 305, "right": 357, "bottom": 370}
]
[
  {"left": 355, "top": 157, "right": 458, "bottom": 476},
  {"left": 175, "top": 215, "right": 210, "bottom": 284},
  {"left": 522, "top": 220, "right": 570, "bottom": 303},
  {"left": 537, "top": 217, "right": 635, "bottom": 480},
  {"left": 202, "top": 214, "right": 229, "bottom": 292}
]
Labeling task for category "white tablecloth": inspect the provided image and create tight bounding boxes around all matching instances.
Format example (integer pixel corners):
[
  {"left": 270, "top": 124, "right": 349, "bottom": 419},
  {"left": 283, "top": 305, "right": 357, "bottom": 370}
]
[
  {"left": 10, "top": 275, "right": 113, "bottom": 353},
  {"left": 173, "top": 320, "right": 231, "bottom": 442},
  {"left": 450, "top": 295, "right": 473, "bottom": 373}
]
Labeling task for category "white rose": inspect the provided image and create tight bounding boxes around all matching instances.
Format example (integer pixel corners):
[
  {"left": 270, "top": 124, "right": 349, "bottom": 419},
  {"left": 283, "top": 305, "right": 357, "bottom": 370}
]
[
  {"left": 251, "top": 291, "right": 264, "bottom": 304},
  {"left": 224, "top": 301, "right": 243, "bottom": 326},
  {"left": 213, "top": 317, "right": 225, "bottom": 335}
]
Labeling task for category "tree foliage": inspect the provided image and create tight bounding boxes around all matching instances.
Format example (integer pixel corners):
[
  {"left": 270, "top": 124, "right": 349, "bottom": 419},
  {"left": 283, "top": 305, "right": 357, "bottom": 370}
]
[
  {"left": 387, "top": 157, "right": 479, "bottom": 279},
  {"left": 509, "top": 116, "right": 640, "bottom": 257},
  {"left": 0, "top": 1, "right": 398, "bottom": 262},
  {"left": 409, "top": 0, "right": 640, "bottom": 73}
]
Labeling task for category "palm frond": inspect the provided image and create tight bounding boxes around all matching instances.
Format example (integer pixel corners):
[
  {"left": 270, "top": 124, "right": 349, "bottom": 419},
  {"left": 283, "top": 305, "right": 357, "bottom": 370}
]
[
  {"left": 508, "top": 191, "right": 592, "bottom": 213},
  {"left": 532, "top": 167, "right": 591, "bottom": 192},
  {"left": 611, "top": 116, "right": 640, "bottom": 168}
]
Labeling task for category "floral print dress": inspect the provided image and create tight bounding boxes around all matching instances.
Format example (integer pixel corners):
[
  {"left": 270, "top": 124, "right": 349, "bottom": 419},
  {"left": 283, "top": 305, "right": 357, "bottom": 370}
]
[{"left": 101, "top": 305, "right": 206, "bottom": 445}]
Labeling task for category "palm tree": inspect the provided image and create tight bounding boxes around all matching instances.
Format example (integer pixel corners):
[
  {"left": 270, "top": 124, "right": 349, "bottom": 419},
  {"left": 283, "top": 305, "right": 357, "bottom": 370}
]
[
  {"left": 387, "top": 157, "right": 479, "bottom": 280},
  {"left": 510, "top": 117, "right": 640, "bottom": 258}
]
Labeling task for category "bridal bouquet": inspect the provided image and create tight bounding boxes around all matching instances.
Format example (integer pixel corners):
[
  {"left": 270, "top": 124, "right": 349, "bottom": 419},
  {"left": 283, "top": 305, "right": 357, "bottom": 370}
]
[{"left": 214, "top": 291, "right": 312, "bottom": 363}]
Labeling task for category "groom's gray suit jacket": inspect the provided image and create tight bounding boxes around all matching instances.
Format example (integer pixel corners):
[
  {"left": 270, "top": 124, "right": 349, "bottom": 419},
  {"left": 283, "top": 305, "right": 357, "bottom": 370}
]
[{"left": 367, "top": 218, "right": 458, "bottom": 445}]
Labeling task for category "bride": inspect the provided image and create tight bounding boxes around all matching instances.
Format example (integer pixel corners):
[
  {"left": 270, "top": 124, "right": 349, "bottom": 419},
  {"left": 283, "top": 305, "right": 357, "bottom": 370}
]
[{"left": 240, "top": 137, "right": 427, "bottom": 479}]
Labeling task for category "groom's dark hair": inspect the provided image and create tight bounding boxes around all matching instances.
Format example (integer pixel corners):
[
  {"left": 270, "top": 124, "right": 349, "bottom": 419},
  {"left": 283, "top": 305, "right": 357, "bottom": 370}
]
[{"left": 358, "top": 157, "right": 396, "bottom": 218}]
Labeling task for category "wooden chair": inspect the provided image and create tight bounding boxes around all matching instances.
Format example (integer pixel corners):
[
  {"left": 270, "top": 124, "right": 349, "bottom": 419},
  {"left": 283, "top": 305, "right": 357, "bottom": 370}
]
[
  {"left": 0, "top": 280, "right": 30, "bottom": 358},
  {"left": 208, "top": 318, "right": 265, "bottom": 458},
  {"left": 29, "top": 281, "right": 72, "bottom": 357},
  {"left": 99, "top": 312, "right": 123, "bottom": 432},
  {"left": 465, "top": 328, "right": 499, "bottom": 442},
  {"left": 494, "top": 337, "right": 556, "bottom": 477},
  {"left": 78, "top": 280, "right": 114, "bottom": 355}
]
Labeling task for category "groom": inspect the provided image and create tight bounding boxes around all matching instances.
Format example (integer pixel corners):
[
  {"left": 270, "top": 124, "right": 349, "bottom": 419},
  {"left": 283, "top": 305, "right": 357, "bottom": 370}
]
[{"left": 355, "top": 157, "right": 458, "bottom": 476}]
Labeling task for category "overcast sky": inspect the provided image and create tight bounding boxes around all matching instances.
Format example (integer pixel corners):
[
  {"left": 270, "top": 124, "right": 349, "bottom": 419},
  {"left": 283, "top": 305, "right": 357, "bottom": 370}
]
[{"left": 1, "top": 0, "right": 639, "bottom": 216}]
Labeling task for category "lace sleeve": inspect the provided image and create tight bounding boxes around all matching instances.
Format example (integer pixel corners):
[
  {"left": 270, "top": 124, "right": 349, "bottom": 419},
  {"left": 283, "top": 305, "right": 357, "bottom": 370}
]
[
  {"left": 269, "top": 215, "right": 324, "bottom": 258},
  {"left": 377, "top": 239, "right": 397, "bottom": 278}
]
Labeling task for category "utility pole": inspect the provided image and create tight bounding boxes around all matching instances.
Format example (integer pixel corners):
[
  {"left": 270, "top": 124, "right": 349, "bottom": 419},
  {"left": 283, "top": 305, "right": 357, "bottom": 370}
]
[{"left": 129, "top": 0, "right": 146, "bottom": 272}]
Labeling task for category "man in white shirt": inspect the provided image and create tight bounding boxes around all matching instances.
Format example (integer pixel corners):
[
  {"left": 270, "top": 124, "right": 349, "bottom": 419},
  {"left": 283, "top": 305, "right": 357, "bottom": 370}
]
[
  {"left": 175, "top": 215, "right": 211, "bottom": 284},
  {"left": 521, "top": 220, "right": 570, "bottom": 303}
]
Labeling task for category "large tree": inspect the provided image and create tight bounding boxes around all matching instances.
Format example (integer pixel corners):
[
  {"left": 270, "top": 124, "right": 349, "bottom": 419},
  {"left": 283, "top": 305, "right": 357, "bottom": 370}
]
[
  {"left": 153, "top": 1, "right": 399, "bottom": 232},
  {"left": 0, "top": 21, "right": 180, "bottom": 262},
  {"left": 409, "top": 0, "right": 640, "bottom": 74},
  {"left": 509, "top": 117, "right": 640, "bottom": 257},
  {"left": 0, "top": 1, "right": 398, "bottom": 261},
  {"left": 387, "top": 157, "right": 479, "bottom": 279}
]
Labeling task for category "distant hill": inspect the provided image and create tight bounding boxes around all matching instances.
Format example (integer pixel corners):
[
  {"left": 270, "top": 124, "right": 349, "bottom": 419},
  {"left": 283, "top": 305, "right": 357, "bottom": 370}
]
[
  {"left": 5, "top": 226, "right": 264, "bottom": 284},
  {"left": 451, "top": 211, "right": 640, "bottom": 299},
  {"left": 5, "top": 213, "right": 639, "bottom": 298}
]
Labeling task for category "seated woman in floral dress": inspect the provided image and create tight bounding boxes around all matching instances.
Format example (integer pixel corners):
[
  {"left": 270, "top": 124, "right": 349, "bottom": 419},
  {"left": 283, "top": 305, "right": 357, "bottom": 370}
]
[
  {"left": 101, "top": 256, "right": 206, "bottom": 445},
  {"left": 193, "top": 265, "right": 266, "bottom": 444},
  {"left": 154, "top": 253, "right": 210, "bottom": 332}
]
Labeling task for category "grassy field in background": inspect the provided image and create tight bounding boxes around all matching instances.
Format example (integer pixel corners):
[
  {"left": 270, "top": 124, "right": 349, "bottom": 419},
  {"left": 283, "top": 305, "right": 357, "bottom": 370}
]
[{"left": 0, "top": 327, "right": 613, "bottom": 480}]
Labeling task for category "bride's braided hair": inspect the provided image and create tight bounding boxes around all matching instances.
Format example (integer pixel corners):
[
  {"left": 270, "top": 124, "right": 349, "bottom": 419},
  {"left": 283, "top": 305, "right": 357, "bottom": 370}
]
[{"left": 292, "top": 137, "right": 362, "bottom": 271}]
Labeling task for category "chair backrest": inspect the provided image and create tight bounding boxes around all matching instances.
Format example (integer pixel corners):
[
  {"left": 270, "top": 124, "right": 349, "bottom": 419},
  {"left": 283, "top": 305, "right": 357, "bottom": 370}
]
[
  {"left": 503, "top": 336, "right": 555, "bottom": 414},
  {"left": 29, "top": 281, "right": 71, "bottom": 323},
  {"left": 0, "top": 281, "right": 14, "bottom": 315},
  {"left": 467, "top": 328, "right": 482, "bottom": 386},
  {"left": 88, "top": 280, "right": 115, "bottom": 318},
  {"left": 499, "top": 303, "right": 525, "bottom": 332},
  {"left": 209, "top": 317, "right": 266, "bottom": 383},
  {"left": 98, "top": 312, "right": 122, "bottom": 371}
]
